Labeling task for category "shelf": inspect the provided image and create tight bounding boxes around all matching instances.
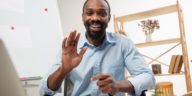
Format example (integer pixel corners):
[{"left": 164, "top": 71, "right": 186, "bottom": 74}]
[
  {"left": 20, "top": 76, "right": 42, "bottom": 81},
  {"left": 136, "top": 38, "right": 181, "bottom": 48},
  {"left": 115, "top": 4, "right": 177, "bottom": 22},
  {"left": 114, "top": 1, "right": 192, "bottom": 92},
  {"left": 154, "top": 73, "right": 185, "bottom": 76},
  {"left": 127, "top": 73, "right": 184, "bottom": 78}
]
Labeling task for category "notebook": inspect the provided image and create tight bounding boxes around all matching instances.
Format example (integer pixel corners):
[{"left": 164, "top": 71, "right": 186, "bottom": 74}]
[{"left": 0, "top": 39, "right": 26, "bottom": 96}]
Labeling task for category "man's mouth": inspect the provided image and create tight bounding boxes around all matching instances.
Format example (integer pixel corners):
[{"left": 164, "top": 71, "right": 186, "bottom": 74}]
[{"left": 89, "top": 24, "right": 102, "bottom": 32}]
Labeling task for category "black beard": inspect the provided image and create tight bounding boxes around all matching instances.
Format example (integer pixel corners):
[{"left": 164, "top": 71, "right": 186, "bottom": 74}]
[{"left": 86, "top": 30, "right": 105, "bottom": 41}]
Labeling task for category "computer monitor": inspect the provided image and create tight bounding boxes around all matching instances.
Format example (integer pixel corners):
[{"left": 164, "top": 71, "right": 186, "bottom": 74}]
[{"left": 0, "top": 39, "right": 26, "bottom": 96}]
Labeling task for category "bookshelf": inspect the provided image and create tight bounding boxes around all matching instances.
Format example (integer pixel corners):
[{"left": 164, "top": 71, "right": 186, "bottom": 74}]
[{"left": 113, "top": 1, "right": 192, "bottom": 92}]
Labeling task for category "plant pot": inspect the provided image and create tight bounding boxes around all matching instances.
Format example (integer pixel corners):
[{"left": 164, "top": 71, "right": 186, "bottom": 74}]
[{"left": 145, "top": 32, "right": 152, "bottom": 42}]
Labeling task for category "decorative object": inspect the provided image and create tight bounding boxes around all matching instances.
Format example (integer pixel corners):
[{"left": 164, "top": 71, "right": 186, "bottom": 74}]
[
  {"left": 155, "top": 82, "right": 174, "bottom": 96},
  {"left": 138, "top": 19, "right": 160, "bottom": 42},
  {"left": 152, "top": 64, "right": 161, "bottom": 74}
]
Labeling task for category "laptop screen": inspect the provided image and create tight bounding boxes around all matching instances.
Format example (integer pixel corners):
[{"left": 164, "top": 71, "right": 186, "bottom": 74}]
[{"left": 0, "top": 39, "right": 26, "bottom": 96}]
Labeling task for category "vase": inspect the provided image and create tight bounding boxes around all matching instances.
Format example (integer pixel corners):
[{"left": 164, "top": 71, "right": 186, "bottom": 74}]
[{"left": 145, "top": 32, "right": 152, "bottom": 42}]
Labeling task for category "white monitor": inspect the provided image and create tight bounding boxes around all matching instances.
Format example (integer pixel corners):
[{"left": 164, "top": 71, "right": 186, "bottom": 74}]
[{"left": 0, "top": 39, "right": 26, "bottom": 96}]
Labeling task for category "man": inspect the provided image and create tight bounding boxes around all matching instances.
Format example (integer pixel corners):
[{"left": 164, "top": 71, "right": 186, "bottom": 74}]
[{"left": 40, "top": 0, "right": 155, "bottom": 96}]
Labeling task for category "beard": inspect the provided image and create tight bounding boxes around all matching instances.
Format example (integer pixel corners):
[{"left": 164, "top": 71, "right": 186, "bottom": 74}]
[
  {"left": 84, "top": 20, "right": 108, "bottom": 41},
  {"left": 86, "top": 29, "right": 105, "bottom": 40}
]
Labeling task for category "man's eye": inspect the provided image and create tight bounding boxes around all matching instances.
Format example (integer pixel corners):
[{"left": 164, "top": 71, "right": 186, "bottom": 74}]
[
  {"left": 98, "top": 11, "right": 107, "bottom": 17},
  {"left": 85, "top": 11, "right": 93, "bottom": 16}
]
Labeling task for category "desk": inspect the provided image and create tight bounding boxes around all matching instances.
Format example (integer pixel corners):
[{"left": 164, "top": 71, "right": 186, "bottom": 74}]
[{"left": 20, "top": 76, "right": 42, "bottom": 96}]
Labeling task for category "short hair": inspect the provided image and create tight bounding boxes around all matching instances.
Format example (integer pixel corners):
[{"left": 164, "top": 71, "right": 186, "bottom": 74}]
[{"left": 82, "top": 0, "right": 111, "bottom": 14}]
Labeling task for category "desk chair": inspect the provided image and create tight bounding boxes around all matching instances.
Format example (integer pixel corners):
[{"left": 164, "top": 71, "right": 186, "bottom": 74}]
[{"left": 64, "top": 75, "right": 73, "bottom": 96}]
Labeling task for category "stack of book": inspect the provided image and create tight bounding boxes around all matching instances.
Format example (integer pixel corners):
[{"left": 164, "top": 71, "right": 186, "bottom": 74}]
[{"left": 168, "top": 55, "right": 183, "bottom": 74}]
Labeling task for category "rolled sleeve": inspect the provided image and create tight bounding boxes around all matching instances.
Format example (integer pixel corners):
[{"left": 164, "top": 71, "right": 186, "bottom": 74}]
[
  {"left": 128, "top": 73, "right": 155, "bottom": 95},
  {"left": 40, "top": 64, "right": 62, "bottom": 96},
  {"left": 40, "top": 79, "right": 61, "bottom": 96}
]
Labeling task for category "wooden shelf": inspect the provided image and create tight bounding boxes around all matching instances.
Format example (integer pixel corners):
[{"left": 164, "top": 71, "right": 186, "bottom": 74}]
[
  {"left": 115, "top": 4, "right": 177, "bottom": 22},
  {"left": 154, "top": 73, "right": 185, "bottom": 76},
  {"left": 114, "top": 1, "right": 192, "bottom": 92},
  {"left": 127, "top": 73, "right": 184, "bottom": 78},
  {"left": 20, "top": 76, "right": 42, "bottom": 81},
  {"left": 136, "top": 38, "right": 181, "bottom": 48}
]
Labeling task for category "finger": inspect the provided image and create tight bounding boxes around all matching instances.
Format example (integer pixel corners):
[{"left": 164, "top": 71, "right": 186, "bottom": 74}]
[
  {"left": 97, "top": 78, "right": 112, "bottom": 87},
  {"left": 74, "top": 32, "right": 81, "bottom": 52},
  {"left": 62, "top": 37, "right": 67, "bottom": 48},
  {"left": 91, "top": 74, "right": 111, "bottom": 81},
  {"left": 99, "top": 84, "right": 113, "bottom": 94},
  {"left": 75, "top": 32, "right": 80, "bottom": 45},
  {"left": 67, "top": 30, "right": 76, "bottom": 46},
  {"left": 66, "top": 30, "right": 77, "bottom": 47},
  {"left": 71, "top": 30, "right": 77, "bottom": 41},
  {"left": 100, "top": 86, "right": 109, "bottom": 93},
  {"left": 79, "top": 46, "right": 87, "bottom": 57}
]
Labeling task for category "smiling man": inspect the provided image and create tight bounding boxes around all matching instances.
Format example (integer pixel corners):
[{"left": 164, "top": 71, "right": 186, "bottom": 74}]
[{"left": 40, "top": 0, "right": 155, "bottom": 96}]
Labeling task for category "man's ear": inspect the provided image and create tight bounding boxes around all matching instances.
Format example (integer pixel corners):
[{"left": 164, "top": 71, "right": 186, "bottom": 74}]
[
  {"left": 82, "top": 14, "right": 84, "bottom": 21},
  {"left": 108, "top": 14, "right": 111, "bottom": 22}
]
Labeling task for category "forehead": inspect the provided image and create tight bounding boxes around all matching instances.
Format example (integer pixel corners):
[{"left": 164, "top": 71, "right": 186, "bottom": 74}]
[{"left": 84, "top": 0, "right": 109, "bottom": 10}]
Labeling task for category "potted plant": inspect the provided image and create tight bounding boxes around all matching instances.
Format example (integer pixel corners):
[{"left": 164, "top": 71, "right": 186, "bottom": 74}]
[{"left": 138, "top": 19, "right": 160, "bottom": 42}]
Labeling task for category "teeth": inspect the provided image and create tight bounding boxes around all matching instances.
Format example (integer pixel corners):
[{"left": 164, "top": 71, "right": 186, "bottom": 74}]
[{"left": 91, "top": 24, "right": 101, "bottom": 28}]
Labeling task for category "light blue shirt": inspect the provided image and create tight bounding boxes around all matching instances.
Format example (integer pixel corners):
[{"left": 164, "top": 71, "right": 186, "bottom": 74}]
[{"left": 40, "top": 32, "right": 155, "bottom": 96}]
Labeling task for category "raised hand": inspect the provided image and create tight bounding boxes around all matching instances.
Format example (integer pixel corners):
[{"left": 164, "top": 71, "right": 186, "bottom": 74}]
[{"left": 61, "top": 30, "right": 87, "bottom": 73}]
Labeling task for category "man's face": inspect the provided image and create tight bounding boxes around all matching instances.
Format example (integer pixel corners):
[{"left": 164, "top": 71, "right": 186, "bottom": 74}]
[{"left": 82, "top": 0, "right": 111, "bottom": 40}]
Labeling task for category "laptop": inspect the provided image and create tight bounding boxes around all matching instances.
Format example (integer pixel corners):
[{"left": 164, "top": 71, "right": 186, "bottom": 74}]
[{"left": 0, "top": 39, "right": 26, "bottom": 96}]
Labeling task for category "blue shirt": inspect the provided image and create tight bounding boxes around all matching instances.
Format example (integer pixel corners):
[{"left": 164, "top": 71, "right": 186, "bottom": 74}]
[{"left": 40, "top": 32, "right": 155, "bottom": 96}]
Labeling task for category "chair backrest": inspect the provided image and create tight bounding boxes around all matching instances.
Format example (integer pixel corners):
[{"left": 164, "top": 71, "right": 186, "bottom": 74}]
[{"left": 64, "top": 75, "right": 73, "bottom": 96}]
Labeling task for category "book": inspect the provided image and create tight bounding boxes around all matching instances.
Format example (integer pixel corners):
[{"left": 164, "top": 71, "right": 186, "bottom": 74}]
[
  {"left": 176, "top": 55, "right": 183, "bottom": 73},
  {"left": 168, "top": 55, "right": 177, "bottom": 74},
  {"left": 173, "top": 55, "right": 183, "bottom": 73}
]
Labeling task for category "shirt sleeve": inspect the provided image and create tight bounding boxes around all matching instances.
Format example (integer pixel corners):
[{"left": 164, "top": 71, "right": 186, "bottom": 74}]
[
  {"left": 40, "top": 51, "right": 62, "bottom": 96},
  {"left": 121, "top": 37, "right": 156, "bottom": 95}
]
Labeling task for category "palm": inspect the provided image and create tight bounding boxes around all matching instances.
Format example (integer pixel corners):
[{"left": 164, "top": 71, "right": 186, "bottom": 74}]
[
  {"left": 61, "top": 31, "right": 87, "bottom": 72},
  {"left": 62, "top": 45, "right": 82, "bottom": 69}
]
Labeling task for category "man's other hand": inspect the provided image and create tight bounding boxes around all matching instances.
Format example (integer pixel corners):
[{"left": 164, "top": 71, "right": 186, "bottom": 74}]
[{"left": 91, "top": 74, "right": 118, "bottom": 95}]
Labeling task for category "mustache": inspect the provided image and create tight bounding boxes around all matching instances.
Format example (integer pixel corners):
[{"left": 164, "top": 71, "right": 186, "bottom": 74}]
[{"left": 88, "top": 20, "right": 102, "bottom": 25}]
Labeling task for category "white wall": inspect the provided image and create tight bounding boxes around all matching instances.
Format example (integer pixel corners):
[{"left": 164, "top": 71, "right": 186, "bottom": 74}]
[
  {"left": 0, "top": 0, "right": 63, "bottom": 77},
  {"left": 58, "top": 0, "right": 192, "bottom": 95},
  {"left": 57, "top": 0, "right": 85, "bottom": 36}
]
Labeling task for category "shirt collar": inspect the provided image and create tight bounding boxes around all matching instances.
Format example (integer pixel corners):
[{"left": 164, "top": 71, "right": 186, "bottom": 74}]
[{"left": 78, "top": 32, "right": 117, "bottom": 49}]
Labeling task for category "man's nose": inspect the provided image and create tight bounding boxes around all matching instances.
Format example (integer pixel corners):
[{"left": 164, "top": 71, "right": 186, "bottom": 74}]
[{"left": 91, "top": 14, "right": 100, "bottom": 21}]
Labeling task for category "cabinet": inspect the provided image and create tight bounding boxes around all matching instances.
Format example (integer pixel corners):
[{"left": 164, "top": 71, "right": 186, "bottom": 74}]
[
  {"left": 20, "top": 77, "right": 64, "bottom": 96},
  {"left": 113, "top": 1, "right": 192, "bottom": 92},
  {"left": 21, "top": 77, "right": 41, "bottom": 96}
]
